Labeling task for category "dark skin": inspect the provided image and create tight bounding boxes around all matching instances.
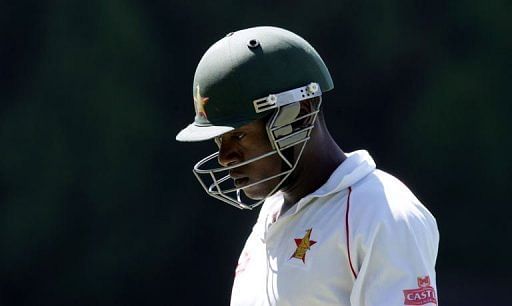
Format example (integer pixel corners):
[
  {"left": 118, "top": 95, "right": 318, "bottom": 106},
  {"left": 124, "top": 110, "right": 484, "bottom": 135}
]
[{"left": 217, "top": 99, "right": 346, "bottom": 214}]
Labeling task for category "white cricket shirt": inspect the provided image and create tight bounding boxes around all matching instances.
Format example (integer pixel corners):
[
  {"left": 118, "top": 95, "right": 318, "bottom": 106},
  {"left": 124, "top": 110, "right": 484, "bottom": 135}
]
[{"left": 231, "top": 150, "right": 439, "bottom": 306}]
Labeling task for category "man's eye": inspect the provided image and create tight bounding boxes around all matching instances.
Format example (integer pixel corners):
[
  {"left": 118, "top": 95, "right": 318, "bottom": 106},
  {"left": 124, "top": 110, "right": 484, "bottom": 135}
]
[{"left": 215, "top": 133, "right": 244, "bottom": 146}]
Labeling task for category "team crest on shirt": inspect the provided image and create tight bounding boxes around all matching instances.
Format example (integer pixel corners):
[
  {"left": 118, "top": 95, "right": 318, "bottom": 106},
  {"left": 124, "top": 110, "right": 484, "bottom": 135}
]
[
  {"left": 290, "top": 228, "right": 317, "bottom": 263},
  {"left": 403, "top": 275, "right": 437, "bottom": 305}
]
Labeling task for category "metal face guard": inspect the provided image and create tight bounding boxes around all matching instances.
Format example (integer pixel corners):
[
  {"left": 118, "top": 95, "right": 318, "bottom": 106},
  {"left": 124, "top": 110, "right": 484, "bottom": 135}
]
[
  {"left": 192, "top": 85, "right": 322, "bottom": 210},
  {"left": 193, "top": 150, "right": 292, "bottom": 209}
]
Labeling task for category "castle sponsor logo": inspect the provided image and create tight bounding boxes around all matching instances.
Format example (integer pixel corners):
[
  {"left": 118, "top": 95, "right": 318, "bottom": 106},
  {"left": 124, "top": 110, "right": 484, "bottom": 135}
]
[{"left": 403, "top": 275, "right": 437, "bottom": 305}]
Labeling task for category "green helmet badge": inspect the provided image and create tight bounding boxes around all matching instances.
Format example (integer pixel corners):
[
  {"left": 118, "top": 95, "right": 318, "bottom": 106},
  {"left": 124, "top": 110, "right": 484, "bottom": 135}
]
[{"left": 193, "top": 85, "right": 210, "bottom": 123}]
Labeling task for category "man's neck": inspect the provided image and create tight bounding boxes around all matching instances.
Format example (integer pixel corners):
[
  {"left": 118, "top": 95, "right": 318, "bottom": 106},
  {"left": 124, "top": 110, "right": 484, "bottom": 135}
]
[{"left": 280, "top": 136, "right": 346, "bottom": 214}]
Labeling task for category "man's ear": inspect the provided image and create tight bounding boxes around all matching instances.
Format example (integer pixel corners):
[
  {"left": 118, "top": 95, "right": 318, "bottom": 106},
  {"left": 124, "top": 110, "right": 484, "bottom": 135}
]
[
  {"left": 299, "top": 99, "right": 314, "bottom": 113},
  {"left": 296, "top": 98, "right": 318, "bottom": 127}
]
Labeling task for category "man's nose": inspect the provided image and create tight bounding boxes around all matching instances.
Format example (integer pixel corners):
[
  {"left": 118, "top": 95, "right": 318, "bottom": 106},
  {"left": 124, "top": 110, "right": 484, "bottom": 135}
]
[{"left": 217, "top": 141, "right": 242, "bottom": 167}]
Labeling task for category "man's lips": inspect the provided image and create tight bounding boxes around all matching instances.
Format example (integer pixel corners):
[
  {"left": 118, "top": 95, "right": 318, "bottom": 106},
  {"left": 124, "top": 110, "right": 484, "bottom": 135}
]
[
  {"left": 234, "top": 177, "right": 249, "bottom": 188},
  {"left": 230, "top": 172, "right": 249, "bottom": 188}
]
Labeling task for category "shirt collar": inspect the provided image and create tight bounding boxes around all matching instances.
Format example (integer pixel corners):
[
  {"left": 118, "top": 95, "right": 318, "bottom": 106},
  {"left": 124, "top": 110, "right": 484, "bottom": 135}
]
[
  {"left": 264, "top": 150, "right": 377, "bottom": 218},
  {"left": 304, "top": 149, "right": 376, "bottom": 199}
]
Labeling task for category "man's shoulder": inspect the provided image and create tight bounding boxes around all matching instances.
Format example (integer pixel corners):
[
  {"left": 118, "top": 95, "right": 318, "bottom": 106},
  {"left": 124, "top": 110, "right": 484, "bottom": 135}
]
[
  {"left": 353, "top": 169, "right": 412, "bottom": 194},
  {"left": 351, "top": 168, "right": 414, "bottom": 196},
  {"left": 349, "top": 169, "right": 435, "bottom": 225},
  {"left": 347, "top": 169, "right": 439, "bottom": 261}
]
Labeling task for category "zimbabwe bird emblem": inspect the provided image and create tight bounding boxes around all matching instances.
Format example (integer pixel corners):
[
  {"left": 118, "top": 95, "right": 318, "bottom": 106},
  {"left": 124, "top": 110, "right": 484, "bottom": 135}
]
[
  {"left": 290, "top": 228, "right": 317, "bottom": 263},
  {"left": 193, "top": 84, "right": 209, "bottom": 120}
]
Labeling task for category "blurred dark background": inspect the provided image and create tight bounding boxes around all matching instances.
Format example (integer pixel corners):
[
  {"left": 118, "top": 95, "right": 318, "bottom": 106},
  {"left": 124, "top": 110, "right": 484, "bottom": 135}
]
[{"left": 1, "top": 0, "right": 510, "bottom": 305}]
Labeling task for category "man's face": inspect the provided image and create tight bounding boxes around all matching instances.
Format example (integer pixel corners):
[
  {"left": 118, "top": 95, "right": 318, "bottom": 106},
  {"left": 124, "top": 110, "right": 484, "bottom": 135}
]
[{"left": 215, "top": 118, "right": 283, "bottom": 200}]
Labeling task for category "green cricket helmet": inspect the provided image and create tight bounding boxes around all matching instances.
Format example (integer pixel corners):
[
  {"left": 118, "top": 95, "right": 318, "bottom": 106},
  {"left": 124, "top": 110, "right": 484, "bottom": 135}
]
[
  {"left": 176, "top": 26, "right": 333, "bottom": 210},
  {"left": 176, "top": 26, "right": 333, "bottom": 142}
]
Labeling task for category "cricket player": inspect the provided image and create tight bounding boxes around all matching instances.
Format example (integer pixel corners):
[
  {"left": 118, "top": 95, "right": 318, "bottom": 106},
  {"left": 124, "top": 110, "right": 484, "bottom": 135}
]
[{"left": 176, "top": 26, "right": 439, "bottom": 306}]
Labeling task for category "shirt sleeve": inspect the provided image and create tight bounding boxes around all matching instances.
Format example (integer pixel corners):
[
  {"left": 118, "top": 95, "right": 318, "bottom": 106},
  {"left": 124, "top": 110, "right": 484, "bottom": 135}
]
[{"left": 348, "top": 178, "right": 440, "bottom": 306}]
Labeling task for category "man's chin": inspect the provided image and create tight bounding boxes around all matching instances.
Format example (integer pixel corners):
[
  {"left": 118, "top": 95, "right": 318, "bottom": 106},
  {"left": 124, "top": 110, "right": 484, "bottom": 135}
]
[
  {"left": 242, "top": 183, "right": 280, "bottom": 200},
  {"left": 241, "top": 184, "right": 279, "bottom": 200},
  {"left": 241, "top": 188, "right": 266, "bottom": 200}
]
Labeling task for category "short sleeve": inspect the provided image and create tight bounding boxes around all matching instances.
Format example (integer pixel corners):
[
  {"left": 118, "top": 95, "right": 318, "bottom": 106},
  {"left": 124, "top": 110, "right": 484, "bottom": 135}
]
[{"left": 348, "top": 175, "right": 440, "bottom": 306}]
